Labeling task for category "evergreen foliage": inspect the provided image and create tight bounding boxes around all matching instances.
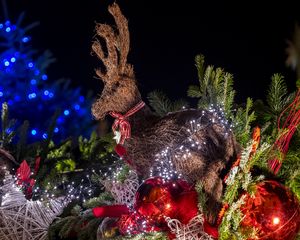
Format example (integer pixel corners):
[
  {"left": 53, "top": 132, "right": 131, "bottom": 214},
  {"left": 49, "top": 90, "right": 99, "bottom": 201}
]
[
  {"left": 233, "top": 98, "right": 256, "bottom": 146},
  {"left": 254, "top": 74, "right": 295, "bottom": 136},
  {"left": 147, "top": 90, "right": 188, "bottom": 116},
  {"left": 187, "top": 55, "right": 235, "bottom": 118}
]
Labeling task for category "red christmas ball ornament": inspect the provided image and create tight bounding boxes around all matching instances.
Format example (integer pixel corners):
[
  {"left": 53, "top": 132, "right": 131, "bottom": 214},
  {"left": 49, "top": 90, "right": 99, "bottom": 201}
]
[
  {"left": 241, "top": 180, "right": 300, "bottom": 240},
  {"left": 134, "top": 177, "right": 198, "bottom": 229},
  {"left": 118, "top": 212, "right": 161, "bottom": 235}
]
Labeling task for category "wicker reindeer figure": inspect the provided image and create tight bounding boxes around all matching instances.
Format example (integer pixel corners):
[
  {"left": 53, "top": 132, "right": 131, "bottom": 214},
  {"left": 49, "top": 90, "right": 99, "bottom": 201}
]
[{"left": 92, "top": 3, "right": 238, "bottom": 223}]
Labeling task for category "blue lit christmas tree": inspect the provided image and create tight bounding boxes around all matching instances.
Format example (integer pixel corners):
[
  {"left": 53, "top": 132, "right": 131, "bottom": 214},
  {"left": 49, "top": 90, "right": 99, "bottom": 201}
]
[{"left": 0, "top": 14, "right": 92, "bottom": 142}]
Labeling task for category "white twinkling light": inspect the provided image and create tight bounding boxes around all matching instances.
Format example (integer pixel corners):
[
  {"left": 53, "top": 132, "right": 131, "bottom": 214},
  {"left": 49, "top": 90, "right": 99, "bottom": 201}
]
[{"left": 149, "top": 107, "right": 231, "bottom": 180}]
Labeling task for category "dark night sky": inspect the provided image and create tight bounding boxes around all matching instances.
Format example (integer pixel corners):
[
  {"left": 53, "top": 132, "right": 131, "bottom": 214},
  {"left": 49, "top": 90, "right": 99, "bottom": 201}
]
[{"left": 4, "top": 0, "right": 300, "bottom": 103}]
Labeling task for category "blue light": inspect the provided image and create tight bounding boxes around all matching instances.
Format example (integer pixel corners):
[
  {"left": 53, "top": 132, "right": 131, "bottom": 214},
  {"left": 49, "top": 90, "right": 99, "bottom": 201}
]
[
  {"left": 31, "top": 129, "right": 37, "bottom": 135},
  {"left": 57, "top": 117, "right": 64, "bottom": 124},
  {"left": 5, "top": 21, "right": 10, "bottom": 26},
  {"left": 4, "top": 61, "right": 9, "bottom": 66},
  {"left": 22, "top": 37, "right": 30, "bottom": 43},
  {"left": 6, "top": 128, "right": 12, "bottom": 134},
  {"left": 64, "top": 109, "right": 70, "bottom": 116},
  {"left": 10, "top": 57, "right": 16, "bottom": 63},
  {"left": 14, "top": 95, "right": 20, "bottom": 101},
  {"left": 79, "top": 96, "right": 84, "bottom": 102},
  {"left": 0, "top": 92, "right": 3, "bottom": 97},
  {"left": 42, "top": 74, "right": 48, "bottom": 80},
  {"left": 5, "top": 27, "right": 11, "bottom": 33},
  {"left": 30, "top": 79, "right": 37, "bottom": 85},
  {"left": 44, "top": 90, "right": 49, "bottom": 96},
  {"left": 49, "top": 92, "right": 54, "bottom": 98},
  {"left": 28, "top": 93, "right": 37, "bottom": 99},
  {"left": 34, "top": 70, "right": 40, "bottom": 76},
  {"left": 0, "top": 24, "right": 3, "bottom": 29},
  {"left": 28, "top": 62, "right": 34, "bottom": 68},
  {"left": 74, "top": 104, "right": 80, "bottom": 110},
  {"left": 42, "top": 133, "right": 48, "bottom": 139},
  {"left": 54, "top": 127, "right": 59, "bottom": 133}
]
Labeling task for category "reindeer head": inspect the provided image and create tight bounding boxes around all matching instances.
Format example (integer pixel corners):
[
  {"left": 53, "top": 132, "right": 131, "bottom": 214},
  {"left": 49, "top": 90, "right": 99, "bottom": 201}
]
[{"left": 92, "top": 3, "right": 141, "bottom": 120}]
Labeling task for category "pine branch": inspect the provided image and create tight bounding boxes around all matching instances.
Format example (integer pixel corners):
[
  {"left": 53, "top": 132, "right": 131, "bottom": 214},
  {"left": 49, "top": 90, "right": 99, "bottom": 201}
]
[
  {"left": 0, "top": 102, "right": 16, "bottom": 148},
  {"left": 148, "top": 90, "right": 188, "bottom": 116},
  {"left": 233, "top": 98, "right": 256, "bottom": 146},
  {"left": 187, "top": 85, "right": 201, "bottom": 98},
  {"left": 188, "top": 54, "right": 235, "bottom": 118},
  {"left": 267, "top": 74, "right": 293, "bottom": 116},
  {"left": 195, "top": 54, "right": 205, "bottom": 82}
]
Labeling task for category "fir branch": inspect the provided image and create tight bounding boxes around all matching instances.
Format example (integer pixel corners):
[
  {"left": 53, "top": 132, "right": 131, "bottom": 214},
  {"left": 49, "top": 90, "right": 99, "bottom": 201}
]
[
  {"left": 267, "top": 74, "right": 294, "bottom": 120},
  {"left": 254, "top": 74, "right": 294, "bottom": 135},
  {"left": 233, "top": 98, "right": 256, "bottom": 146},
  {"left": 195, "top": 181, "right": 207, "bottom": 214},
  {"left": 0, "top": 102, "right": 16, "bottom": 148},
  {"left": 221, "top": 73, "right": 235, "bottom": 117},
  {"left": 195, "top": 54, "right": 205, "bottom": 82},
  {"left": 83, "top": 192, "right": 114, "bottom": 209},
  {"left": 148, "top": 90, "right": 188, "bottom": 116},
  {"left": 188, "top": 54, "right": 235, "bottom": 118},
  {"left": 278, "top": 150, "right": 300, "bottom": 199},
  {"left": 187, "top": 85, "right": 201, "bottom": 98}
]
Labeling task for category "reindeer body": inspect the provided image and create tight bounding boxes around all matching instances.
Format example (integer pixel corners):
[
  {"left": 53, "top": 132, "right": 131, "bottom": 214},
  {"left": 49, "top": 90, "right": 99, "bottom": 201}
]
[{"left": 92, "top": 3, "right": 238, "bottom": 223}]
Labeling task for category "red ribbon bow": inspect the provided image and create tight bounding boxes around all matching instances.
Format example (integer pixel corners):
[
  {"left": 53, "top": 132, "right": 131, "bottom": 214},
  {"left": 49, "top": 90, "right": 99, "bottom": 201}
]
[{"left": 110, "top": 101, "right": 145, "bottom": 145}]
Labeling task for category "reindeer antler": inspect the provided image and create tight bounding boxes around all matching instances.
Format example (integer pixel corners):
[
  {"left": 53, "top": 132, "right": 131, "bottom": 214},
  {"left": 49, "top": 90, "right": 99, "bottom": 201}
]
[{"left": 92, "top": 3, "right": 134, "bottom": 83}]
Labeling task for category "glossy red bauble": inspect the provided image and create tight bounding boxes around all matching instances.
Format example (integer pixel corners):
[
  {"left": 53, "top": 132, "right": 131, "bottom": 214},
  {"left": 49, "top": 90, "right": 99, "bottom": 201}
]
[
  {"left": 241, "top": 180, "right": 300, "bottom": 240},
  {"left": 134, "top": 177, "right": 198, "bottom": 229}
]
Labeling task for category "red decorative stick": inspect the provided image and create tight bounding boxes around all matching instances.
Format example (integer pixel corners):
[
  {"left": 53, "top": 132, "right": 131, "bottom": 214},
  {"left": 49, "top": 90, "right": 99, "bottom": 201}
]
[{"left": 269, "top": 89, "right": 300, "bottom": 174}]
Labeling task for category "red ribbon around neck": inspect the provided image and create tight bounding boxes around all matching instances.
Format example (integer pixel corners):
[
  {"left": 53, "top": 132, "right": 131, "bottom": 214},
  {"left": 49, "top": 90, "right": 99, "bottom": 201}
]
[{"left": 109, "top": 101, "right": 145, "bottom": 145}]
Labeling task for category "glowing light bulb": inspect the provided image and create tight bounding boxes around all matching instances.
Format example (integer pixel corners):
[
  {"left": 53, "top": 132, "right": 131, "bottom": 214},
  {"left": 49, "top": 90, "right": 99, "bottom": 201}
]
[
  {"left": 165, "top": 203, "right": 171, "bottom": 209},
  {"left": 42, "top": 74, "right": 48, "bottom": 80},
  {"left": 22, "top": 37, "right": 30, "bottom": 43},
  {"left": 64, "top": 109, "right": 70, "bottom": 116},
  {"left": 273, "top": 216, "right": 280, "bottom": 225}
]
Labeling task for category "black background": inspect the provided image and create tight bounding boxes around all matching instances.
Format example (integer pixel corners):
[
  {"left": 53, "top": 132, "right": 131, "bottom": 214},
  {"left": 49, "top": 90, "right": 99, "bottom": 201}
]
[{"left": 4, "top": 0, "right": 300, "bottom": 103}]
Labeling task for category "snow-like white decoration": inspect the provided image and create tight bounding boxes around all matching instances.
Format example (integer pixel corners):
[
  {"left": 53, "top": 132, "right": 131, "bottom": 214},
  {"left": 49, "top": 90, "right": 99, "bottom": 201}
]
[
  {"left": 166, "top": 215, "right": 214, "bottom": 240},
  {"left": 0, "top": 174, "right": 68, "bottom": 240},
  {"left": 113, "top": 130, "right": 122, "bottom": 144}
]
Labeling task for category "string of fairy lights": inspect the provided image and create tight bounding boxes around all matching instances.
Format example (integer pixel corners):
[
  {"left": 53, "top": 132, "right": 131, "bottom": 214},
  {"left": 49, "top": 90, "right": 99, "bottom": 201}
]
[
  {"left": 150, "top": 106, "right": 232, "bottom": 180},
  {"left": 0, "top": 106, "right": 233, "bottom": 237}
]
